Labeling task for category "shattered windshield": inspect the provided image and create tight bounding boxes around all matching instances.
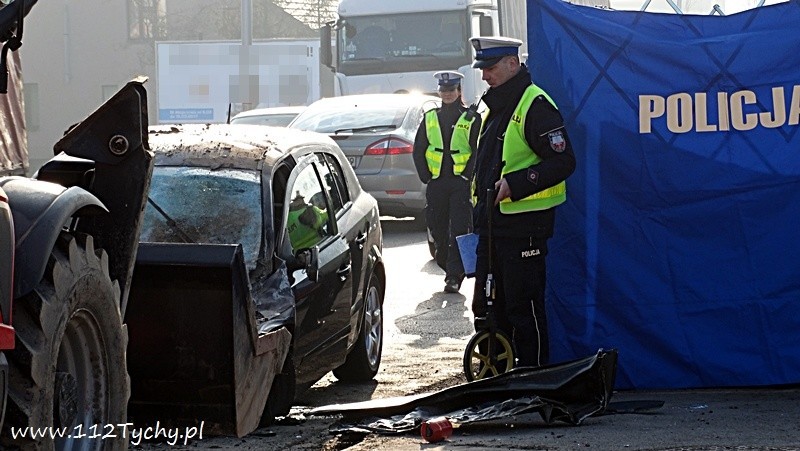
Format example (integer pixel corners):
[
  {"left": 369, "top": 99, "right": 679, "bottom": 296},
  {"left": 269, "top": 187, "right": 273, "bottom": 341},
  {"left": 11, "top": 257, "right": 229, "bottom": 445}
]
[{"left": 141, "top": 166, "right": 263, "bottom": 270}]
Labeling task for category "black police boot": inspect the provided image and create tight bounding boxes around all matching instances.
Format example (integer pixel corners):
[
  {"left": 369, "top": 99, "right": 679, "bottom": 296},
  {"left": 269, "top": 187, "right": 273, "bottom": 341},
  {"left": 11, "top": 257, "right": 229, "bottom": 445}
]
[{"left": 444, "top": 278, "right": 461, "bottom": 293}]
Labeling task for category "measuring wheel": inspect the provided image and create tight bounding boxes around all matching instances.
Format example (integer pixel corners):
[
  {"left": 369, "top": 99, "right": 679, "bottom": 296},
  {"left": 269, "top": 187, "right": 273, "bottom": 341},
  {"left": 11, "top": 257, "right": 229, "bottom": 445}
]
[
  {"left": 463, "top": 329, "right": 514, "bottom": 382},
  {"left": 463, "top": 188, "right": 516, "bottom": 382}
]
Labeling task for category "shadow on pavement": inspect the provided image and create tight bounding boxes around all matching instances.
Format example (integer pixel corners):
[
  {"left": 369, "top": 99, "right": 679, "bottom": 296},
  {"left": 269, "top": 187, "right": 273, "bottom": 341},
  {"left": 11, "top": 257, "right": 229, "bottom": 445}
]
[{"left": 395, "top": 292, "right": 474, "bottom": 348}]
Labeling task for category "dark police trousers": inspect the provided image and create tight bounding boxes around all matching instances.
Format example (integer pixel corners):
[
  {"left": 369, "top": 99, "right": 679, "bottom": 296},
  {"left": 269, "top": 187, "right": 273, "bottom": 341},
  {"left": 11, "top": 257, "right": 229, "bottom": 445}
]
[
  {"left": 471, "top": 234, "right": 549, "bottom": 367},
  {"left": 425, "top": 175, "right": 472, "bottom": 283}
]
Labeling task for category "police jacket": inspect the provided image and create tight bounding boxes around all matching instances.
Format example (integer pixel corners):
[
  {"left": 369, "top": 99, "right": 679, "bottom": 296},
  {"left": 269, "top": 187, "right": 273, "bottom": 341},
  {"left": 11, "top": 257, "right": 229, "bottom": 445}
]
[
  {"left": 287, "top": 203, "right": 328, "bottom": 250},
  {"left": 472, "top": 65, "right": 576, "bottom": 239},
  {"left": 413, "top": 101, "right": 481, "bottom": 184}
]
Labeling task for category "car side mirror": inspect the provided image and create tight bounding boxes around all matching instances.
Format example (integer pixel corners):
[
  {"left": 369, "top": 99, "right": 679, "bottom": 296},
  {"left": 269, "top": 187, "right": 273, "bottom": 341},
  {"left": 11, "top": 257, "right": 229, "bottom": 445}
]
[{"left": 320, "top": 24, "right": 333, "bottom": 68}]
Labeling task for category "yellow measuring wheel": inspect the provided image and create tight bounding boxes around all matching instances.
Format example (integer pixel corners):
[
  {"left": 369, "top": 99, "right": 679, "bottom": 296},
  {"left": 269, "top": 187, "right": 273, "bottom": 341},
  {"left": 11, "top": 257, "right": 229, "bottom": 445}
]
[
  {"left": 463, "top": 188, "right": 517, "bottom": 382},
  {"left": 463, "top": 327, "right": 514, "bottom": 381}
]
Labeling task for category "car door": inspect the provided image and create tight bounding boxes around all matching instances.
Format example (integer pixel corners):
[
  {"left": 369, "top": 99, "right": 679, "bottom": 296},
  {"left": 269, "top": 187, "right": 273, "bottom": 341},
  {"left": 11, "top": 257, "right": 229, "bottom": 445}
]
[
  {"left": 283, "top": 155, "right": 353, "bottom": 379},
  {"left": 317, "top": 152, "right": 368, "bottom": 306}
]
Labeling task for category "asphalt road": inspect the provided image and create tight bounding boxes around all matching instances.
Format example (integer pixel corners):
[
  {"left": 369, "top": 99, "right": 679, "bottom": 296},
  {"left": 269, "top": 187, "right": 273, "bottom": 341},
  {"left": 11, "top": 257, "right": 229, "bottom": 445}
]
[
  {"left": 135, "top": 217, "right": 800, "bottom": 450},
  {"left": 343, "top": 387, "right": 800, "bottom": 450}
]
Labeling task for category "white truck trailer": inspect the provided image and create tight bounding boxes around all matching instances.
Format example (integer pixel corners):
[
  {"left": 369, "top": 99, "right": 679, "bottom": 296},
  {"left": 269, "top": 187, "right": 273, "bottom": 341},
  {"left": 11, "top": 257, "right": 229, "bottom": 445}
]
[
  {"left": 319, "top": 0, "right": 528, "bottom": 104},
  {"left": 156, "top": 39, "right": 321, "bottom": 124}
]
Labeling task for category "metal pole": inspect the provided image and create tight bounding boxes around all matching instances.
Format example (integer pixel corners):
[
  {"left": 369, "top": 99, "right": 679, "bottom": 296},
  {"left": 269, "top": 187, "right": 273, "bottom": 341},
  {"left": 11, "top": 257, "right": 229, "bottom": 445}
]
[
  {"left": 239, "top": 0, "right": 253, "bottom": 112},
  {"left": 241, "top": 0, "right": 252, "bottom": 45},
  {"left": 63, "top": 1, "right": 70, "bottom": 83}
]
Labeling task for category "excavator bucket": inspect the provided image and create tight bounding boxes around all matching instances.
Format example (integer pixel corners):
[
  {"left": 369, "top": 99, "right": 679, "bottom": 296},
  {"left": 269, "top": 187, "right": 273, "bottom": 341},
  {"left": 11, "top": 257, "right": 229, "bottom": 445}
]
[{"left": 125, "top": 242, "right": 291, "bottom": 437}]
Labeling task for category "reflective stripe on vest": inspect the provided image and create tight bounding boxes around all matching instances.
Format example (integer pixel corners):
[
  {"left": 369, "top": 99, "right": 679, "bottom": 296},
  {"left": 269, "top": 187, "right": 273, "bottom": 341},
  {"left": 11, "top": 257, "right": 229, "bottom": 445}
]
[
  {"left": 499, "top": 84, "right": 567, "bottom": 214},
  {"left": 424, "top": 109, "right": 476, "bottom": 178}
]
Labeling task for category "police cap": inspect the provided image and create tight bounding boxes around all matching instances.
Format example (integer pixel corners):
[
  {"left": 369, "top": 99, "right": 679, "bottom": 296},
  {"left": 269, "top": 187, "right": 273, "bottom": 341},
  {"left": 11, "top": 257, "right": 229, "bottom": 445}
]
[
  {"left": 470, "top": 36, "right": 523, "bottom": 69},
  {"left": 434, "top": 71, "right": 463, "bottom": 91}
]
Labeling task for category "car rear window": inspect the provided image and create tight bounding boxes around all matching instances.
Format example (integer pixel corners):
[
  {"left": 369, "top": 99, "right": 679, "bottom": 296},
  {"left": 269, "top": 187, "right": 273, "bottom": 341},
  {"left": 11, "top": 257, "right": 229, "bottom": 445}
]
[
  {"left": 291, "top": 102, "right": 410, "bottom": 134},
  {"left": 230, "top": 113, "right": 299, "bottom": 127},
  {"left": 141, "top": 166, "right": 263, "bottom": 270}
]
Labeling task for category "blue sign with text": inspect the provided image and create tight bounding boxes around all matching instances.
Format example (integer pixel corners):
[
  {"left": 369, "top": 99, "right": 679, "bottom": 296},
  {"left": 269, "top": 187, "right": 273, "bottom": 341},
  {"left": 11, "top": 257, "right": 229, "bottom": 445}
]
[
  {"left": 159, "top": 108, "right": 214, "bottom": 122},
  {"left": 529, "top": 0, "right": 800, "bottom": 389}
]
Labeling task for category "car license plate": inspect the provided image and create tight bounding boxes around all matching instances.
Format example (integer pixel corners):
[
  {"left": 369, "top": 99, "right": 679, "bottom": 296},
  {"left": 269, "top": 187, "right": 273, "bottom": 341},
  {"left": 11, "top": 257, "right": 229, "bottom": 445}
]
[{"left": 347, "top": 156, "right": 358, "bottom": 168}]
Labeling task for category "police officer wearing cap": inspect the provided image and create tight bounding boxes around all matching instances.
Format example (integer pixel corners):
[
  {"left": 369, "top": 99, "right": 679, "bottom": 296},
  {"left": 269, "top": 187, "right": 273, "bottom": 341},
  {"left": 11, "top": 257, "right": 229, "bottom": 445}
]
[
  {"left": 469, "top": 36, "right": 576, "bottom": 367},
  {"left": 413, "top": 71, "right": 481, "bottom": 293}
]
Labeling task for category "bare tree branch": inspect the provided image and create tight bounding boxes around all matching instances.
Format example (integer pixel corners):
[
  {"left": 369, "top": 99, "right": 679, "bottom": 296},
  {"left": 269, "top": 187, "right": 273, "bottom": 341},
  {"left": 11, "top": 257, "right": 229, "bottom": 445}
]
[
  {"left": 130, "top": 0, "right": 332, "bottom": 42},
  {"left": 273, "top": 0, "right": 338, "bottom": 29}
]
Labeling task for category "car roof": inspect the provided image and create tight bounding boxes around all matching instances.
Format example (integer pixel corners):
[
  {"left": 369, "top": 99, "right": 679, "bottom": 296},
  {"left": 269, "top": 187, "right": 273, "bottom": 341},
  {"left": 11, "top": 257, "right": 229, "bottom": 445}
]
[
  {"left": 148, "top": 123, "right": 338, "bottom": 170},
  {"left": 231, "top": 105, "right": 307, "bottom": 120}
]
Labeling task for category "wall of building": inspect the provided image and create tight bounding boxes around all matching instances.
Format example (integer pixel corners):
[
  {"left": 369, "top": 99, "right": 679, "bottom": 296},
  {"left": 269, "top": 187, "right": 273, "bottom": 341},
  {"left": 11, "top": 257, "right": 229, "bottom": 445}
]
[
  {"left": 18, "top": 0, "right": 316, "bottom": 173},
  {"left": 20, "top": 0, "right": 154, "bottom": 172}
]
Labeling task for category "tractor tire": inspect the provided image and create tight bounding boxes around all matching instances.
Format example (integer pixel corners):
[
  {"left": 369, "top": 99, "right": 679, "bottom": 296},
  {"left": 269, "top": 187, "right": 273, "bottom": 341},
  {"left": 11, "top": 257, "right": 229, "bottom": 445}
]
[
  {"left": 2, "top": 233, "right": 129, "bottom": 451},
  {"left": 333, "top": 274, "right": 383, "bottom": 382}
]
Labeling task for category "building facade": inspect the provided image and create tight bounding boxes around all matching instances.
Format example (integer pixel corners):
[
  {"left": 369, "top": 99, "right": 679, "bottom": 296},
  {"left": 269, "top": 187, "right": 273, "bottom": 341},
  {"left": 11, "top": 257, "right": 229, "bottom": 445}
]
[{"left": 20, "top": 0, "right": 314, "bottom": 172}]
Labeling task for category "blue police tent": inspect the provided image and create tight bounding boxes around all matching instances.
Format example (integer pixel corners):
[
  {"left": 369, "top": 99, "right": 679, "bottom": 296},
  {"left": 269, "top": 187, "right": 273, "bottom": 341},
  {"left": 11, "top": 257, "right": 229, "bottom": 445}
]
[{"left": 529, "top": 0, "right": 800, "bottom": 389}]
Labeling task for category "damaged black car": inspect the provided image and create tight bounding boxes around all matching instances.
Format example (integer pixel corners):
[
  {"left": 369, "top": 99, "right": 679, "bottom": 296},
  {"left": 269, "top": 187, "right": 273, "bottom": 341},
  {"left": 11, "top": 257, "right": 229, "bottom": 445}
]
[{"left": 126, "top": 123, "right": 385, "bottom": 436}]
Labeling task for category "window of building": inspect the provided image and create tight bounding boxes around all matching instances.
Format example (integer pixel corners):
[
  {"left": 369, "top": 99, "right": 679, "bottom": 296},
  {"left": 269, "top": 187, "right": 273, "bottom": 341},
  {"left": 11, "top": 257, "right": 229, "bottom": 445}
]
[{"left": 128, "top": 0, "right": 166, "bottom": 40}]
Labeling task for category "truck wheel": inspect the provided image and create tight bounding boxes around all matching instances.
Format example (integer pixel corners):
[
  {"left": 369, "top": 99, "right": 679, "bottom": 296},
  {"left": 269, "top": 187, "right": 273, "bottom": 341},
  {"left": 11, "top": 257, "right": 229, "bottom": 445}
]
[
  {"left": 2, "top": 233, "right": 129, "bottom": 451},
  {"left": 333, "top": 274, "right": 383, "bottom": 382}
]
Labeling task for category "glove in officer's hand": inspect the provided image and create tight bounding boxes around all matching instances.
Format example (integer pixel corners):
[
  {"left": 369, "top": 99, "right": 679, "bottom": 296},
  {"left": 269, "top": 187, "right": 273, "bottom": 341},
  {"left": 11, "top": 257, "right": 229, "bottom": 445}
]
[{"left": 494, "top": 178, "right": 511, "bottom": 205}]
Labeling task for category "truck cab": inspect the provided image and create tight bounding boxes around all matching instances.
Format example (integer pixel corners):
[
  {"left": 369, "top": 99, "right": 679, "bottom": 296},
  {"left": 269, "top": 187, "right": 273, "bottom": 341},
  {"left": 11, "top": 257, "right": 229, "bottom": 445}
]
[{"left": 320, "top": 0, "right": 524, "bottom": 104}]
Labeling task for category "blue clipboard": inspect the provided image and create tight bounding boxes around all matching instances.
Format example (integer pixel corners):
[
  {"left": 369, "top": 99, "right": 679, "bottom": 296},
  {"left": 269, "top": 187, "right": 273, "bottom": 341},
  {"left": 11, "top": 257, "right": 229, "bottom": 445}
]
[{"left": 456, "top": 233, "right": 479, "bottom": 278}]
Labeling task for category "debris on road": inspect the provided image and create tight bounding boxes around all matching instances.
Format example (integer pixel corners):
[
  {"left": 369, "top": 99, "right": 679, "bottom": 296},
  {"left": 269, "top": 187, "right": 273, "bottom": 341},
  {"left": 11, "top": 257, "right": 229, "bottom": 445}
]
[
  {"left": 420, "top": 417, "right": 455, "bottom": 442},
  {"left": 312, "top": 349, "right": 618, "bottom": 436}
]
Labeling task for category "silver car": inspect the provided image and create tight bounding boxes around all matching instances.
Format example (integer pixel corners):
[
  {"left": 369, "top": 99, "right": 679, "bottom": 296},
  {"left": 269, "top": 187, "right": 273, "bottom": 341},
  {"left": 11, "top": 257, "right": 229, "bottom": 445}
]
[
  {"left": 230, "top": 106, "right": 307, "bottom": 126},
  {"left": 289, "top": 94, "right": 440, "bottom": 218}
]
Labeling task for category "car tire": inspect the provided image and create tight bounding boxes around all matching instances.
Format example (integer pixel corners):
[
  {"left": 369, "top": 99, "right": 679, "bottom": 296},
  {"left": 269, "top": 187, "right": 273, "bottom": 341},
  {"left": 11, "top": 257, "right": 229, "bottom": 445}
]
[
  {"left": 413, "top": 211, "right": 428, "bottom": 229},
  {"left": 333, "top": 274, "right": 383, "bottom": 382},
  {"left": 261, "top": 353, "right": 296, "bottom": 426}
]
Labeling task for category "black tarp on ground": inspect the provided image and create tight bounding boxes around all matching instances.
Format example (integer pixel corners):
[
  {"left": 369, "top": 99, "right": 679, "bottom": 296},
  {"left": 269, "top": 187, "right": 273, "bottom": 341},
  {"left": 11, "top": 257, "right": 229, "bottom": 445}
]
[{"left": 311, "top": 349, "right": 617, "bottom": 434}]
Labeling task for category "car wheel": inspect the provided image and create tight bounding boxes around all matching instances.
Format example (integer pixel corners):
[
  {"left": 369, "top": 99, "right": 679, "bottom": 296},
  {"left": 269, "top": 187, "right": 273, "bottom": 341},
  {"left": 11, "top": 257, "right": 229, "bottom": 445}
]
[
  {"left": 333, "top": 274, "right": 383, "bottom": 382},
  {"left": 261, "top": 353, "right": 296, "bottom": 426}
]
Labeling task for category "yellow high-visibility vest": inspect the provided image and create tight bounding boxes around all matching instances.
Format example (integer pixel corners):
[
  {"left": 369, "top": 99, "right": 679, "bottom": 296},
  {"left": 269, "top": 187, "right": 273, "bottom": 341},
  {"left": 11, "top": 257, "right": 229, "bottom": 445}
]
[
  {"left": 481, "top": 84, "right": 567, "bottom": 214},
  {"left": 424, "top": 109, "right": 477, "bottom": 178}
]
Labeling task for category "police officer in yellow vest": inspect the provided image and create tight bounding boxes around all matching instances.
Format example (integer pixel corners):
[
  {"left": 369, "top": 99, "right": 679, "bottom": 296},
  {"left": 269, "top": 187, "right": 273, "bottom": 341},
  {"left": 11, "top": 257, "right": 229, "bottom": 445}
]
[
  {"left": 287, "top": 192, "right": 329, "bottom": 251},
  {"left": 469, "top": 37, "right": 576, "bottom": 367},
  {"left": 413, "top": 70, "right": 481, "bottom": 293}
]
